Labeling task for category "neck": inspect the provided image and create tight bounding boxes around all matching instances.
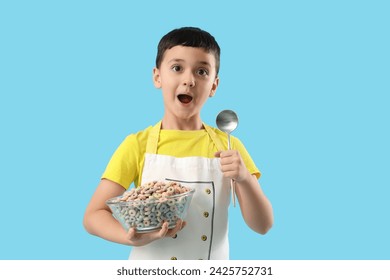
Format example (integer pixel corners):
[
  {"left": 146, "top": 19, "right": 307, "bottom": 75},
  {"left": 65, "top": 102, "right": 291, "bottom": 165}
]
[{"left": 161, "top": 115, "right": 203, "bottom": 130}]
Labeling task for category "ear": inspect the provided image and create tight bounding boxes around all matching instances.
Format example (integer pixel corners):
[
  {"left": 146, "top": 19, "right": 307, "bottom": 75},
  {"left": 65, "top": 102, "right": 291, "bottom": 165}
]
[
  {"left": 209, "top": 76, "right": 220, "bottom": 97},
  {"left": 153, "top": 67, "right": 161, "bottom": 88}
]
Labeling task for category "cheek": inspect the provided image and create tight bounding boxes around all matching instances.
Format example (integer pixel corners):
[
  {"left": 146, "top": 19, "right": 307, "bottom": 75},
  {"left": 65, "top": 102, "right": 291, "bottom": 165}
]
[
  {"left": 161, "top": 76, "right": 177, "bottom": 89},
  {"left": 197, "top": 93, "right": 211, "bottom": 105}
]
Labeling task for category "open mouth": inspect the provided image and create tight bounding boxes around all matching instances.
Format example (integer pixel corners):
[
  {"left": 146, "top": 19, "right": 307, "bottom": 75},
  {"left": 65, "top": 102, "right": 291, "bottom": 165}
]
[{"left": 177, "top": 94, "right": 193, "bottom": 104}]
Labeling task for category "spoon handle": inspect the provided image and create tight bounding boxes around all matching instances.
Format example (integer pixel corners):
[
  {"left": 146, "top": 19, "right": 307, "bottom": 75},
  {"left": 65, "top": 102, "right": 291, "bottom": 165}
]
[
  {"left": 230, "top": 179, "right": 236, "bottom": 207},
  {"left": 227, "top": 134, "right": 236, "bottom": 207}
]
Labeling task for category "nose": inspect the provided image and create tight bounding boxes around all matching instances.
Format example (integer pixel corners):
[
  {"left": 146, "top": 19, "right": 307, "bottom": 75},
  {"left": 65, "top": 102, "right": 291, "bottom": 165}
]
[
  {"left": 184, "top": 80, "right": 195, "bottom": 87},
  {"left": 183, "top": 72, "right": 195, "bottom": 87}
]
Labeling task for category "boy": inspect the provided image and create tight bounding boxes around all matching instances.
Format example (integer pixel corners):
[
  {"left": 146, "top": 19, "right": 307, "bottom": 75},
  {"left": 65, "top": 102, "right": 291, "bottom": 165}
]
[{"left": 83, "top": 27, "right": 273, "bottom": 260}]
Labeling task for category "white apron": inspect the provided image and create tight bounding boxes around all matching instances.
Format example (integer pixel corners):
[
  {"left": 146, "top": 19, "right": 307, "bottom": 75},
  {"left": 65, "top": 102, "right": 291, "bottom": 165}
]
[{"left": 129, "top": 121, "right": 231, "bottom": 260}]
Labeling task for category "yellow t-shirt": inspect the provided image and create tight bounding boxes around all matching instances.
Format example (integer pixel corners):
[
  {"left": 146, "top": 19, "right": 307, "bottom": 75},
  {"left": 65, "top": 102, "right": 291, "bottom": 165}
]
[{"left": 102, "top": 124, "right": 260, "bottom": 189}]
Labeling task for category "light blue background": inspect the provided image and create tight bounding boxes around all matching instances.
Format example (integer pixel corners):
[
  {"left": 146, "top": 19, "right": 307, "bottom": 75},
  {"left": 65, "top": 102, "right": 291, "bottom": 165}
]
[{"left": 1, "top": 0, "right": 389, "bottom": 260}]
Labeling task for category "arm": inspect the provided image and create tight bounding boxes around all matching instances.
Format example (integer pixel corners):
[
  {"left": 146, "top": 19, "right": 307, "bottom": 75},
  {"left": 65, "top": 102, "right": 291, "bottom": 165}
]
[
  {"left": 83, "top": 179, "right": 130, "bottom": 245},
  {"left": 83, "top": 179, "right": 185, "bottom": 246},
  {"left": 235, "top": 174, "right": 273, "bottom": 234},
  {"left": 215, "top": 150, "right": 273, "bottom": 234}
]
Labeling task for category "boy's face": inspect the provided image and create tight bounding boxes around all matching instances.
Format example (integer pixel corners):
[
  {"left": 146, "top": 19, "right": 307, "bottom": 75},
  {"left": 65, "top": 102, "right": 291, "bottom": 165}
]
[{"left": 153, "top": 46, "right": 219, "bottom": 125}]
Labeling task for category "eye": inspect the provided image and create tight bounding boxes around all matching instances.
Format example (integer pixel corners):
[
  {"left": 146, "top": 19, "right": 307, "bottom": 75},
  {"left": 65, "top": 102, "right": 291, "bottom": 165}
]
[
  {"left": 197, "top": 68, "right": 209, "bottom": 76},
  {"left": 171, "top": 65, "right": 182, "bottom": 72}
]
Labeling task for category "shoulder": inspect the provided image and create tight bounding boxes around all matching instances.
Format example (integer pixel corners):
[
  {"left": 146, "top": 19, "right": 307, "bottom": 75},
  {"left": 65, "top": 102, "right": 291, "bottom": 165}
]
[
  {"left": 122, "top": 123, "right": 156, "bottom": 144},
  {"left": 126, "top": 125, "right": 152, "bottom": 141},
  {"left": 114, "top": 123, "right": 157, "bottom": 155}
]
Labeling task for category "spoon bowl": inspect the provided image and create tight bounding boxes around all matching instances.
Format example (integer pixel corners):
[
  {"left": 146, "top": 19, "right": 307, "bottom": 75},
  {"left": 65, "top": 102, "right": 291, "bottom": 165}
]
[{"left": 216, "top": 110, "right": 239, "bottom": 137}]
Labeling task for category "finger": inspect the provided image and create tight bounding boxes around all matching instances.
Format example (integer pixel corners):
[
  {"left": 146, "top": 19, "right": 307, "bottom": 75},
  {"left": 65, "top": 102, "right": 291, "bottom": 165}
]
[
  {"left": 180, "top": 220, "right": 187, "bottom": 230},
  {"left": 175, "top": 219, "right": 184, "bottom": 230},
  {"left": 215, "top": 150, "right": 232, "bottom": 158},
  {"left": 218, "top": 150, "right": 237, "bottom": 159},
  {"left": 155, "top": 221, "right": 169, "bottom": 239},
  {"left": 167, "top": 219, "right": 182, "bottom": 237},
  {"left": 221, "top": 165, "right": 237, "bottom": 173},
  {"left": 220, "top": 157, "right": 235, "bottom": 166}
]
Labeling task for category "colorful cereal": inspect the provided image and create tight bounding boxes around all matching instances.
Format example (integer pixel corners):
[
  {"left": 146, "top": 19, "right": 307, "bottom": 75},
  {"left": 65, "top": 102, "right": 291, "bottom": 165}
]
[{"left": 108, "top": 181, "right": 193, "bottom": 231}]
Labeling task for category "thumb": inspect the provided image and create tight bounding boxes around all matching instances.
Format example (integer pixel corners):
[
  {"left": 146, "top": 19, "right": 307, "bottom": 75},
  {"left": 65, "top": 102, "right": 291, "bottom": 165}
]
[
  {"left": 214, "top": 151, "right": 222, "bottom": 158},
  {"left": 127, "top": 227, "right": 137, "bottom": 240}
]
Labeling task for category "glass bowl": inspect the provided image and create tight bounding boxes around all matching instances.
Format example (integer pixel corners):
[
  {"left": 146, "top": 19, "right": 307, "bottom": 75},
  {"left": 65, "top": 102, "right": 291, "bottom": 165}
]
[{"left": 106, "top": 181, "right": 195, "bottom": 233}]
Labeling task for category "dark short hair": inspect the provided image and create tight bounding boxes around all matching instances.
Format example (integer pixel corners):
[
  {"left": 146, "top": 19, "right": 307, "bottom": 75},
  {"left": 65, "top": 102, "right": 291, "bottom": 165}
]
[{"left": 155, "top": 27, "right": 220, "bottom": 75}]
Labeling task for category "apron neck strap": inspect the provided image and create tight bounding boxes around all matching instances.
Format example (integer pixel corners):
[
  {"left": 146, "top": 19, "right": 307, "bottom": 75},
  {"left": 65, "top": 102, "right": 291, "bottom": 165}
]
[
  {"left": 203, "top": 123, "right": 225, "bottom": 151},
  {"left": 145, "top": 121, "right": 225, "bottom": 154}
]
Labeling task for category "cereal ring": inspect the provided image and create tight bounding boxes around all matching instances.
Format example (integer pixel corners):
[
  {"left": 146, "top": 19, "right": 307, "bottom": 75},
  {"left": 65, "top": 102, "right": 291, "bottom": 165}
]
[
  {"left": 174, "top": 186, "right": 182, "bottom": 194},
  {"left": 130, "top": 193, "right": 138, "bottom": 199},
  {"left": 134, "top": 202, "right": 143, "bottom": 209},
  {"left": 164, "top": 191, "right": 174, "bottom": 197},
  {"left": 128, "top": 209, "right": 136, "bottom": 216},
  {"left": 144, "top": 187, "right": 153, "bottom": 194},
  {"left": 167, "top": 199, "right": 175, "bottom": 206},
  {"left": 164, "top": 211, "right": 173, "bottom": 219},
  {"left": 160, "top": 204, "right": 168, "bottom": 213},
  {"left": 144, "top": 220, "right": 151, "bottom": 227},
  {"left": 153, "top": 193, "right": 162, "bottom": 199},
  {"left": 177, "top": 205, "right": 185, "bottom": 212}
]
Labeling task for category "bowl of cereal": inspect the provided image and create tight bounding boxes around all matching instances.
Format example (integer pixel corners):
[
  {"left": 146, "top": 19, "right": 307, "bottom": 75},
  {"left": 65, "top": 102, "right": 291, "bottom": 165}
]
[{"left": 106, "top": 181, "right": 195, "bottom": 233}]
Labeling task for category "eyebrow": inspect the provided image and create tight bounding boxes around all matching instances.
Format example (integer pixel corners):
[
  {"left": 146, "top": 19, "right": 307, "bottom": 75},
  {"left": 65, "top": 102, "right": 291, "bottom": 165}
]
[{"left": 167, "top": 59, "right": 212, "bottom": 67}]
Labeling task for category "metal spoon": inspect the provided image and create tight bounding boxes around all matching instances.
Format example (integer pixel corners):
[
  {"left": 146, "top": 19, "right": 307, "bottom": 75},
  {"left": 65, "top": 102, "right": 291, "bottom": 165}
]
[{"left": 216, "top": 110, "right": 239, "bottom": 207}]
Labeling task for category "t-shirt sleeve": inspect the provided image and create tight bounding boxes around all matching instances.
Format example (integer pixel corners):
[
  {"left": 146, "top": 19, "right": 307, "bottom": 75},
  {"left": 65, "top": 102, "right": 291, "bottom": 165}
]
[
  {"left": 231, "top": 136, "right": 261, "bottom": 179},
  {"left": 101, "top": 135, "right": 140, "bottom": 189}
]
